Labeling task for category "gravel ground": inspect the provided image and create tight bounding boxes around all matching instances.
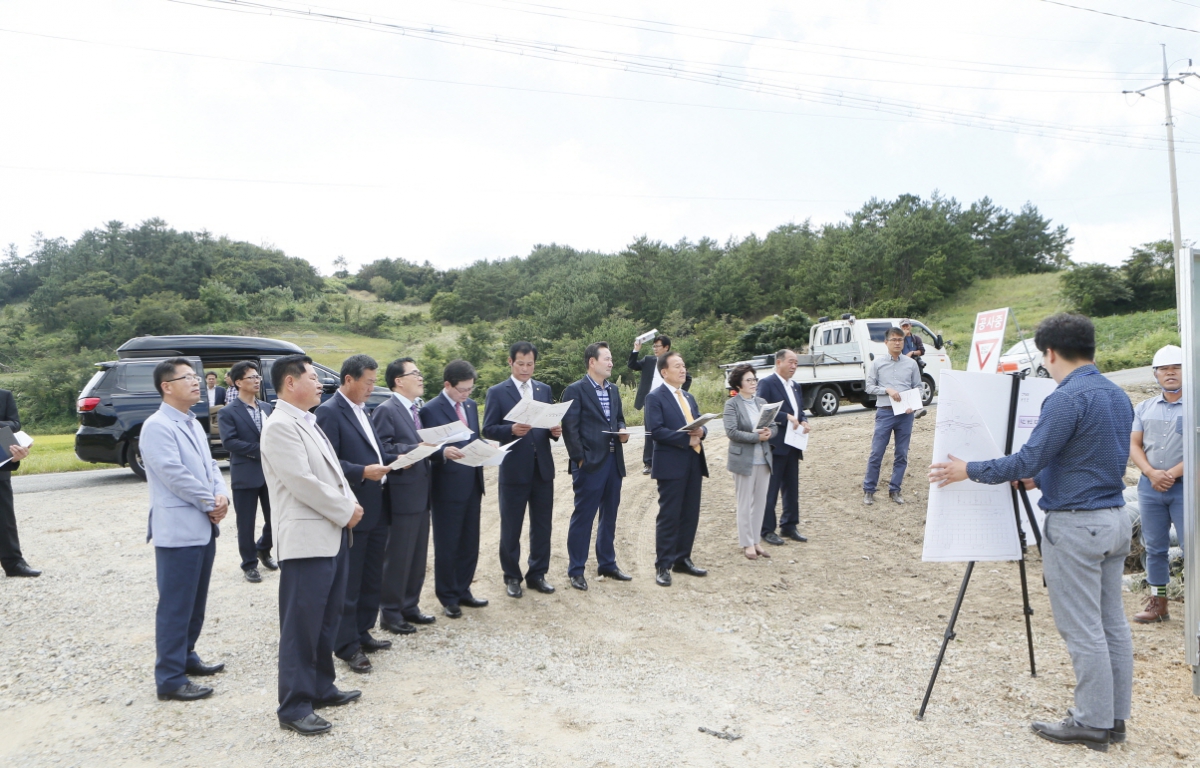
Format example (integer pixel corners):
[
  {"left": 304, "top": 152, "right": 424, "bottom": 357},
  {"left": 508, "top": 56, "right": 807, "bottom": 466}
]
[{"left": 2, "top": 403, "right": 1199, "bottom": 766}]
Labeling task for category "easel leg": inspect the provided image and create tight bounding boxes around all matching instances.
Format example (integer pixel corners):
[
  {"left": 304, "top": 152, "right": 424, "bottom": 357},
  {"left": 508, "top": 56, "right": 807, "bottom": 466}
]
[
  {"left": 1016, "top": 557, "right": 1037, "bottom": 677},
  {"left": 917, "top": 561, "right": 974, "bottom": 720}
]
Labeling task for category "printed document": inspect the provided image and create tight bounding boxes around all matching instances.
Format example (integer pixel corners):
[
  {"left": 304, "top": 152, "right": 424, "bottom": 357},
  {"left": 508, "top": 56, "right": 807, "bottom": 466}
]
[
  {"left": 388, "top": 442, "right": 444, "bottom": 470},
  {"left": 452, "top": 439, "right": 520, "bottom": 467},
  {"left": 0, "top": 429, "right": 33, "bottom": 470},
  {"left": 890, "top": 388, "right": 924, "bottom": 415},
  {"left": 677, "top": 413, "right": 719, "bottom": 432},
  {"left": 783, "top": 422, "right": 809, "bottom": 451},
  {"left": 502, "top": 399, "right": 574, "bottom": 429},
  {"left": 634, "top": 328, "right": 659, "bottom": 345},
  {"left": 418, "top": 423, "right": 473, "bottom": 444},
  {"left": 756, "top": 402, "right": 783, "bottom": 429}
]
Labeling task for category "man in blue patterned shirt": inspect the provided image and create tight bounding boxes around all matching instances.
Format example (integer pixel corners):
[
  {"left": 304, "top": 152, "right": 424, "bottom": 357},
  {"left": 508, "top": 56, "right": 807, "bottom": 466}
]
[{"left": 929, "top": 313, "right": 1135, "bottom": 753}]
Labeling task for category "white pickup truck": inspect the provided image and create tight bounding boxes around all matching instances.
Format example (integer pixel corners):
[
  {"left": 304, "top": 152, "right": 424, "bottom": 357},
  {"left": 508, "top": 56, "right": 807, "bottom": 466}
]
[{"left": 721, "top": 316, "right": 954, "bottom": 417}]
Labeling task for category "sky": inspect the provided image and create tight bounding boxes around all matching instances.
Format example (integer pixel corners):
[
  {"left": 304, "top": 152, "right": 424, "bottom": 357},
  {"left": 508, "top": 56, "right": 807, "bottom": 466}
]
[{"left": 3, "top": 0, "right": 1200, "bottom": 275}]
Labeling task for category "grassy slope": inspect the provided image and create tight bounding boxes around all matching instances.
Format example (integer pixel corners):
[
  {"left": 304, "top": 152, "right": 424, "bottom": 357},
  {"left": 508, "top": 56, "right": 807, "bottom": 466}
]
[{"left": 922, "top": 272, "right": 1178, "bottom": 372}]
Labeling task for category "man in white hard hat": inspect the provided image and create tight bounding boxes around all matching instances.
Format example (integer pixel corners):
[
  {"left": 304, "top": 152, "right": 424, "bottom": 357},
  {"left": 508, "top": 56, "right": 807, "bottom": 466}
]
[{"left": 1129, "top": 344, "right": 1185, "bottom": 623}]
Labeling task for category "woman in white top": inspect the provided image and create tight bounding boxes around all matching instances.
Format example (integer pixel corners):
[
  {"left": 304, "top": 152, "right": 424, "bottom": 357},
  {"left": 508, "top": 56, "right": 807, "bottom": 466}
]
[{"left": 722, "top": 364, "right": 777, "bottom": 560}]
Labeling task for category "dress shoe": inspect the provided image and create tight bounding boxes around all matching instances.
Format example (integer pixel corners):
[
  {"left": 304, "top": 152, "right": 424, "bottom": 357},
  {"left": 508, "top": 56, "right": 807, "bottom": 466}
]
[
  {"left": 405, "top": 611, "right": 436, "bottom": 625},
  {"left": 1109, "top": 719, "right": 1126, "bottom": 744},
  {"left": 258, "top": 551, "right": 279, "bottom": 571},
  {"left": 642, "top": 463, "right": 652, "bottom": 475},
  {"left": 505, "top": 579, "right": 524, "bottom": 598},
  {"left": 761, "top": 532, "right": 785, "bottom": 546},
  {"left": 243, "top": 567, "right": 262, "bottom": 583},
  {"left": 381, "top": 619, "right": 417, "bottom": 635},
  {"left": 1031, "top": 716, "right": 1109, "bottom": 752},
  {"left": 460, "top": 594, "right": 489, "bottom": 608},
  {"left": 1133, "top": 594, "right": 1170, "bottom": 623},
  {"left": 444, "top": 604, "right": 463, "bottom": 619},
  {"left": 570, "top": 574, "right": 588, "bottom": 591},
  {"left": 914, "top": 408, "right": 928, "bottom": 419},
  {"left": 863, "top": 491, "right": 875, "bottom": 506},
  {"left": 672, "top": 558, "right": 707, "bottom": 577},
  {"left": 781, "top": 527, "right": 808, "bottom": 543},
  {"left": 598, "top": 566, "right": 632, "bottom": 581},
  {"left": 339, "top": 650, "right": 372, "bottom": 673},
  {"left": 3, "top": 560, "right": 41, "bottom": 577},
  {"left": 279, "top": 713, "right": 332, "bottom": 735},
  {"left": 527, "top": 576, "right": 555, "bottom": 594},
  {"left": 313, "top": 689, "right": 362, "bottom": 709},
  {"left": 359, "top": 632, "right": 391, "bottom": 653},
  {"left": 185, "top": 660, "right": 225, "bottom": 676},
  {"left": 655, "top": 568, "right": 672, "bottom": 587},
  {"left": 889, "top": 491, "right": 905, "bottom": 505},
  {"left": 157, "top": 682, "right": 213, "bottom": 702}
]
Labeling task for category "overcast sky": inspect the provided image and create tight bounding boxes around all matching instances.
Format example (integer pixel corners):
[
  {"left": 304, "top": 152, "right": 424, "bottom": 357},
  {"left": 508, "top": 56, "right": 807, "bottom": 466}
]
[{"left": 3, "top": 0, "right": 1200, "bottom": 274}]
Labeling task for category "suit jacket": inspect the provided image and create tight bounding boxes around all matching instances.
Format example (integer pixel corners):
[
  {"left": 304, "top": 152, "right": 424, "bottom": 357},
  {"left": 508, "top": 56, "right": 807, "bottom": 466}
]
[
  {"left": 420, "top": 393, "right": 485, "bottom": 500},
  {"left": 646, "top": 384, "right": 709, "bottom": 480},
  {"left": 723, "top": 395, "right": 776, "bottom": 476},
  {"left": 210, "top": 386, "right": 226, "bottom": 407},
  {"left": 371, "top": 395, "right": 430, "bottom": 516},
  {"left": 315, "top": 393, "right": 399, "bottom": 531},
  {"left": 141, "top": 403, "right": 228, "bottom": 548},
  {"left": 261, "top": 401, "right": 357, "bottom": 561},
  {"left": 0, "top": 389, "right": 20, "bottom": 473},
  {"left": 757, "top": 372, "right": 808, "bottom": 457},
  {"left": 560, "top": 375, "right": 626, "bottom": 476},
  {"left": 628, "top": 352, "right": 692, "bottom": 411},
  {"left": 482, "top": 378, "right": 557, "bottom": 484},
  {"left": 217, "top": 398, "right": 273, "bottom": 489}
]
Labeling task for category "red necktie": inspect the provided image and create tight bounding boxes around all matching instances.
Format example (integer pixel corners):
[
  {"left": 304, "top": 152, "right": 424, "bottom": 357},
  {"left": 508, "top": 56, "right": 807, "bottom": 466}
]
[{"left": 455, "top": 401, "right": 469, "bottom": 427}]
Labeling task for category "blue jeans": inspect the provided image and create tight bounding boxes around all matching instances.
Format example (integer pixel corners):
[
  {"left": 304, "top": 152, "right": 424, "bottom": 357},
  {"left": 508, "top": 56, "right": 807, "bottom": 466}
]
[
  {"left": 1138, "top": 475, "right": 1185, "bottom": 586},
  {"left": 862, "top": 408, "right": 914, "bottom": 494}
]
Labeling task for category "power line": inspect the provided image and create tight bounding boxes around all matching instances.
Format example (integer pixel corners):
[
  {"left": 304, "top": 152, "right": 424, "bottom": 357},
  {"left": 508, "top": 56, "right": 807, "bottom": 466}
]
[
  {"left": 0, "top": 164, "right": 384, "bottom": 187},
  {"left": 1041, "top": 0, "right": 1200, "bottom": 34}
]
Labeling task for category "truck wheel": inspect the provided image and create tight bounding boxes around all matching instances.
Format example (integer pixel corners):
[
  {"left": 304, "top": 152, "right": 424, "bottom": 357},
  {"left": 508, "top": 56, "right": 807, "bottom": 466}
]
[
  {"left": 920, "top": 376, "right": 935, "bottom": 407},
  {"left": 861, "top": 398, "right": 877, "bottom": 410},
  {"left": 812, "top": 386, "right": 840, "bottom": 417},
  {"left": 1035, "top": 366, "right": 1050, "bottom": 378},
  {"left": 128, "top": 437, "right": 147, "bottom": 481}
]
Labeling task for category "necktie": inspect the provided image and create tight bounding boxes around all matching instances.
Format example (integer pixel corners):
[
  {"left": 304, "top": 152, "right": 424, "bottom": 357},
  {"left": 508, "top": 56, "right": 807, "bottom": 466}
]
[
  {"left": 455, "top": 401, "right": 469, "bottom": 428},
  {"left": 521, "top": 381, "right": 531, "bottom": 400},
  {"left": 675, "top": 389, "right": 701, "bottom": 453},
  {"left": 411, "top": 403, "right": 422, "bottom": 430}
]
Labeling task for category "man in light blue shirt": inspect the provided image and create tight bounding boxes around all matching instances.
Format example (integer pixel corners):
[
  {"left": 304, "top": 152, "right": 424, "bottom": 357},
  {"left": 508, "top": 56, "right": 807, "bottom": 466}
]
[
  {"left": 141, "top": 358, "right": 229, "bottom": 702},
  {"left": 862, "top": 326, "right": 924, "bottom": 505}
]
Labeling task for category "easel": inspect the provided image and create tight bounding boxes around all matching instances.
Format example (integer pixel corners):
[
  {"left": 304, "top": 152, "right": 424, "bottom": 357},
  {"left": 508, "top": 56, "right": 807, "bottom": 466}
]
[{"left": 916, "top": 372, "right": 1045, "bottom": 720}]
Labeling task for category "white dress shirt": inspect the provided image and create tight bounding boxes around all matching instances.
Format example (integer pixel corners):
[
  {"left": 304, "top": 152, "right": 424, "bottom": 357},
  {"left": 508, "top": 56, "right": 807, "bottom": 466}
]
[
  {"left": 768, "top": 371, "right": 799, "bottom": 414},
  {"left": 511, "top": 375, "right": 533, "bottom": 400},
  {"left": 338, "top": 390, "right": 385, "bottom": 484}
]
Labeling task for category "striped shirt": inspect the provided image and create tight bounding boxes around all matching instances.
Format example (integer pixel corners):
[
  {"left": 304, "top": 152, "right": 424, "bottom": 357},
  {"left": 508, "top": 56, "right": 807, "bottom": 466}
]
[{"left": 589, "top": 374, "right": 612, "bottom": 421}]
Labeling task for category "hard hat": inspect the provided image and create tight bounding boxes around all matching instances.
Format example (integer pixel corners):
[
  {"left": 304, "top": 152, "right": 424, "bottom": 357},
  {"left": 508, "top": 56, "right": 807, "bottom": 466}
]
[{"left": 1152, "top": 345, "right": 1183, "bottom": 368}]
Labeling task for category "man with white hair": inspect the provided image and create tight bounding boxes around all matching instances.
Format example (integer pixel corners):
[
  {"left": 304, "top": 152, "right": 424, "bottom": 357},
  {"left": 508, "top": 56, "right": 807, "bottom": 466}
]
[{"left": 1129, "top": 344, "right": 1185, "bottom": 623}]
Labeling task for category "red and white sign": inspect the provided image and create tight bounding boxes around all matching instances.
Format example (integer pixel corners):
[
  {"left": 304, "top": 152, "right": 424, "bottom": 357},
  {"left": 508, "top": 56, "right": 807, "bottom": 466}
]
[{"left": 967, "top": 307, "right": 1009, "bottom": 374}]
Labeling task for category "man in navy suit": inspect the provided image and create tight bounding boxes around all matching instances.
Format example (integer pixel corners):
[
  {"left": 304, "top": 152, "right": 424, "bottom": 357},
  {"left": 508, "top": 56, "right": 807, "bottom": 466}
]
[
  {"left": 205, "top": 372, "right": 226, "bottom": 408},
  {"left": 372, "top": 357, "right": 436, "bottom": 634},
  {"left": 482, "top": 341, "right": 561, "bottom": 598},
  {"left": 560, "top": 342, "right": 631, "bottom": 591},
  {"left": 420, "top": 359, "right": 488, "bottom": 619},
  {"left": 218, "top": 360, "right": 277, "bottom": 583},
  {"left": 0, "top": 388, "right": 37, "bottom": 577},
  {"left": 757, "top": 349, "right": 812, "bottom": 546},
  {"left": 628, "top": 334, "right": 692, "bottom": 475},
  {"left": 315, "top": 355, "right": 398, "bottom": 674},
  {"left": 645, "top": 351, "right": 709, "bottom": 587}
]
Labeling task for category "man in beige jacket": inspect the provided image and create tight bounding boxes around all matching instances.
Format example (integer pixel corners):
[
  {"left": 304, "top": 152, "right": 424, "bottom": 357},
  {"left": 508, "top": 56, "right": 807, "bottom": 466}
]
[{"left": 261, "top": 355, "right": 364, "bottom": 736}]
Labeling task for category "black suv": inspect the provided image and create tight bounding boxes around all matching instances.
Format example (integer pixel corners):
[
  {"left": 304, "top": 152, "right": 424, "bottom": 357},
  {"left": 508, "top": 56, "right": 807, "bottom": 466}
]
[{"left": 75, "top": 335, "right": 390, "bottom": 479}]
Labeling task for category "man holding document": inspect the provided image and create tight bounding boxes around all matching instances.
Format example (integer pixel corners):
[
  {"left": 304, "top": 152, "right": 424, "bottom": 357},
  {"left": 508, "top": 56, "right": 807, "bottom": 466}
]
[
  {"left": 0, "top": 388, "right": 37, "bottom": 577},
  {"left": 757, "top": 349, "right": 812, "bottom": 545},
  {"left": 863, "top": 327, "right": 923, "bottom": 506},
  {"left": 482, "top": 342, "right": 562, "bottom": 598}
]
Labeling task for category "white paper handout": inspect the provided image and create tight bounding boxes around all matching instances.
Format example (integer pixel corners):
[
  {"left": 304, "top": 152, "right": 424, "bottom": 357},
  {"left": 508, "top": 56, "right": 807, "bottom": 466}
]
[
  {"left": 417, "top": 422, "right": 472, "bottom": 444},
  {"left": 677, "top": 413, "right": 720, "bottom": 432},
  {"left": 756, "top": 402, "right": 783, "bottom": 429},
  {"left": 890, "top": 388, "right": 924, "bottom": 415},
  {"left": 634, "top": 328, "right": 659, "bottom": 345},
  {"left": 502, "top": 399, "right": 574, "bottom": 430},
  {"left": 0, "top": 429, "right": 33, "bottom": 469},
  {"left": 388, "top": 442, "right": 444, "bottom": 471},
  {"left": 452, "top": 439, "right": 520, "bottom": 467},
  {"left": 783, "top": 422, "right": 809, "bottom": 450}
]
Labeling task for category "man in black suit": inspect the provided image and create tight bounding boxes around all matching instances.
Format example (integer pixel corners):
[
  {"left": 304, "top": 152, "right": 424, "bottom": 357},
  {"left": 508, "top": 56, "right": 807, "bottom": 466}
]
[
  {"left": 205, "top": 372, "right": 227, "bottom": 409},
  {"left": 482, "top": 341, "right": 560, "bottom": 598},
  {"left": 315, "top": 354, "right": 398, "bottom": 674},
  {"left": 372, "top": 357, "right": 436, "bottom": 635},
  {"left": 645, "top": 351, "right": 709, "bottom": 587},
  {"left": 757, "top": 349, "right": 812, "bottom": 546},
  {"left": 420, "top": 359, "right": 488, "bottom": 619},
  {"left": 628, "top": 334, "right": 691, "bottom": 475},
  {"left": 561, "top": 342, "right": 631, "bottom": 591},
  {"left": 218, "top": 361, "right": 277, "bottom": 584},
  {"left": 0, "top": 389, "right": 37, "bottom": 577}
]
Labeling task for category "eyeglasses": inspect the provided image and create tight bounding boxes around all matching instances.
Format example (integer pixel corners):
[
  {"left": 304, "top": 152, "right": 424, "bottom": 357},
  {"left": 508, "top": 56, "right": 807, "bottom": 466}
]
[
  {"left": 240, "top": 375, "right": 262, "bottom": 381},
  {"left": 453, "top": 385, "right": 474, "bottom": 394},
  {"left": 400, "top": 370, "right": 423, "bottom": 379},
  {"left": 166, "top": 374, "right": 200, "bottom": 383}
]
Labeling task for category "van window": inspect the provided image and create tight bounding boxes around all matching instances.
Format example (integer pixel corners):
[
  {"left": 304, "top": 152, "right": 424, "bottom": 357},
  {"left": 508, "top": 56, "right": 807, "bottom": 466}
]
[
  {"left": 867, "top": 323, "right": 893, "bottom": 342},
  {"left": 81, "top": 368, "right": 114, "bottom": 397},
  {"left": 913, "top": 325, "right": 936, "bottom": 345},
  {"left": 117, "top": 362, "right": 159, "bottom": 393}
]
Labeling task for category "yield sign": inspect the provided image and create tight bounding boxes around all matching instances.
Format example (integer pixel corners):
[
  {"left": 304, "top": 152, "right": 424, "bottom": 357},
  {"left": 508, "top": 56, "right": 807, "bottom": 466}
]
[{"left": 974, "top": 339, "right": 998, "bottom": 370}]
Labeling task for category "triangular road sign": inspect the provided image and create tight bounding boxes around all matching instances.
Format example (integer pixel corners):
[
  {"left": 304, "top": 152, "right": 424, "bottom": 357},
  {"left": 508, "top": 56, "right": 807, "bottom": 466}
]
[{"left": 974, "top": 339, "right": 998, "bottom": 370}]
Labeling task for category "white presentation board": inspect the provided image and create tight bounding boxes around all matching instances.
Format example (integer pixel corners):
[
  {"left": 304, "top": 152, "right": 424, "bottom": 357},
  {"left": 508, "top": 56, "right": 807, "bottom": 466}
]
[{"left": 1011, "top": 377, "right": 1057, "bottom": 541}]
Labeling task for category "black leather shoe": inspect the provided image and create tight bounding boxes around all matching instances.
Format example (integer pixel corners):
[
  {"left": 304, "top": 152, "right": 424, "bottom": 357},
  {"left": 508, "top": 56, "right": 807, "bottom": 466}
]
[
  {"left": 1031, "top": 717, "right": 1109, "bottom": 752},
  {"left": 505, "top": 579, "right": 523, "bottom": 598},
  {"left": 258, "top": 551, "right": 279, "bottom": 571},
  {"left": 655, "top": 568, "right": 672, "bottom": 587},
  {"left": 243, "top": 567, "right": 262, "bottom": 583},
  {"left": 527, "top": 576, "right": 555, "bottom": 594},
  {"left": 157, "top": 682, "right": 213, "bottom": 701},
  {"left": 3, "top": 561, "right": 41, "bottom": 577},
  {"left": 672, "top": 558, "right": 707, "bottom": 577},
  {"left": 598, "top": 567, "right": 632, "bottom": 581},
  {"left": 460, "top": 594, "right": 488, "bottom": 608},
  {"left": 781, "top": 528, "right": 808, "bottom": 543},
  {"left": 185, "top": 660, "right": 225, "bottom": 676},
  {"left": 444, "top": 604, "right": 463, "bottom": 619},
  {"left": 570, "top": 575, "right": 588, "bottom": 591},
  {"left": 642, "top": 464, "right": 651, "bottom": 475},
  {"left": 761, "top": 532, "right": 785, "bottom": 546},
  {"left": 405, "top": 612, "right": 436, "bottom": 625},
  {"left": 279, "top": 713, "right": 332, "bottom": 735},
  {"left": 1109, "top": 719, "right": 1126, "bottom": 744},
  {"left": 359, "top": 633, "right": 391, "bottom": 653},
  {"left": 313, "top": 689, "right": 362, "bottom": 709},
  {"left": 338, "top": 650, "right": 372, "bottom": 673},
  {"left": 381, "top": 619, "right": 417, "bottom": 635}
]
